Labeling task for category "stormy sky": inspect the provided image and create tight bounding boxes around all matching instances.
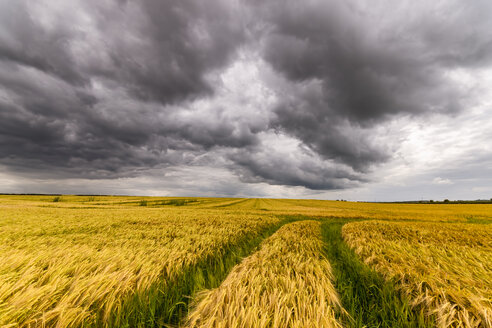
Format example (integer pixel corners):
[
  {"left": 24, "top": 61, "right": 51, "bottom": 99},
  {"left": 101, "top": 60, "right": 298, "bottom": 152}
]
[{"left": 1, "top": 0, "right": 492, "bottom": 200}]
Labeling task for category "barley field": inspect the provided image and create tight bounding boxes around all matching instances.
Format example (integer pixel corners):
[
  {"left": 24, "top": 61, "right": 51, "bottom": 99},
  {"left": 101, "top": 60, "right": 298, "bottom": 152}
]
[
  {"left": 0, "top": 195, "right": 491, "bottom": 327},
  {"left": 187, "top": 220, "right": 344, "bottom": 328},
  {"left": 343, "top": 221, "right": 492, "bottom": 327}
]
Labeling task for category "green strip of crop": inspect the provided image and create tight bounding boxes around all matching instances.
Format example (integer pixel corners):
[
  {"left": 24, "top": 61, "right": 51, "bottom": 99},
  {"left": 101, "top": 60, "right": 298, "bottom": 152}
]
[
  {"left": 321, "top": 218, "right": 434, "bottom": 328},
  {"left": 465, "top": 216, "right": 492, "bottom": 224},
  {"left": 97, "top": 216, "right": 300, "bottom": 328}
]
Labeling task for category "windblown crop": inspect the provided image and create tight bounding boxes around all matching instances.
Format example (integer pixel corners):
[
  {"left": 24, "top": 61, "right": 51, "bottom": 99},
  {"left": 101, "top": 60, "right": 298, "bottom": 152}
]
[
  {"left": 0, "top": 203, "right": 281, "bottom": 327},
  {"left": 0, "top": 195, "right": 491, "bottom": 327},
  {"left": 186, "top": 220, "right": 345, "bottom": 328},
  {"left": 343, "top": 221, "right": 492, "bottom": 327}
]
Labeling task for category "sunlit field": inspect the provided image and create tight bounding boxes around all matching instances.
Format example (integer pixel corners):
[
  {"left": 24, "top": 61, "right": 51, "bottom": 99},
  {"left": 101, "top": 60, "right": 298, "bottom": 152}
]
[
  {"left": 0, "top": 195, "right": 490, "bottom": 327},
  {"left": 187, "top": 220, "right": 344, "bottom": 328},
  {"left": 343, "top": 221, "right": 492, "bottom": 327}
]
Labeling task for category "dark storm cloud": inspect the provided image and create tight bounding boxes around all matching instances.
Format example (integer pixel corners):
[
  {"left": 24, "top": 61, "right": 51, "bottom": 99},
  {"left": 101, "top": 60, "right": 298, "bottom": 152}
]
[
  {"left": 0, "top": 2, "right": 85, "bottom": 85},
  {"left": 1, "top": 0, "right": 491, "bottom": 191},
  {"left": 89, "top": 0, "right": 246, "bottom": 104},
  {"left": 0, "top": 0, "right": 245, "bottom": 101},
  {"left": 254, "top": 0, "right": 492, "bottom": 170},
  {"left": 228, "top": 147, "right": 366, "bottom": 190},
  {"left": 0, "top": 0, "right": 251, "bottom": 179}
]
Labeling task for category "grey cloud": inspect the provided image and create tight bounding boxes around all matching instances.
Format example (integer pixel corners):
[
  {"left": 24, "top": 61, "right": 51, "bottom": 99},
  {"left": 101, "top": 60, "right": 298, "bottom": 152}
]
[
  {"left": 87, "top": 0, "right": 246, "bottom": 104},
  {"left": 0, "top": 0, "right": 246, "bottom": 102},
  {"left": 0, "top": 2, "right": 85, "bottom": 85},
  {"left": 269, "top": 80, "right": 391, "bottom": 171},
  {"left": 228, "top": 144, "right": 366, "bottom": 190},
  {"left": 0, "top": 0, "right": 252, "bottom": 179},
  {"left": 254, "top": 0, "right": 492, "bottom": 171},
  {"left": 1, "top": 0, "right": 491, "bottom": 192}
]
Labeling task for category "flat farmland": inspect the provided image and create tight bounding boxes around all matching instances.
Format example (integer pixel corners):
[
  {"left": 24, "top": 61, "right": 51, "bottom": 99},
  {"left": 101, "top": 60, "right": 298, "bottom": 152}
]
[{"left": 0, "top": 195, "right": 490, "bottom": 327}]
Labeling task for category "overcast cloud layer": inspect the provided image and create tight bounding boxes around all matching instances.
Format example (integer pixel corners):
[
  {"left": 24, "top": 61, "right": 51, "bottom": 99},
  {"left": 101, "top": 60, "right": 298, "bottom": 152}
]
[{"left": 1, "top": 0, "right": 491, "bottom": 200}]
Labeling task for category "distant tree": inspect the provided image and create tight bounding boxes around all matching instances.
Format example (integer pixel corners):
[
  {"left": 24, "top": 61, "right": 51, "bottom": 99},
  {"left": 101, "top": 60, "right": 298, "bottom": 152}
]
[
  {"left": 429, "top": 199, "right": 434, "bottom": 203},
  {"left": 444, "top": 199, "right": 450, "bottom": 203}
]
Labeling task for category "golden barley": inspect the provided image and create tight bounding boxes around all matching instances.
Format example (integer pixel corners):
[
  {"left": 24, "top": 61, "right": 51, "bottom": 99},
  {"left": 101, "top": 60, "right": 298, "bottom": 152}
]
[
  {"left": 186, "top": 220, "right": 345, "bottom": 328},
  {"left": 0, "top": 200, "right": 280, "bottom": 327},
  {"left": 1, "top": 195, "right": 491, "bottom": 327},
  {"left": 343, "top": 221, "right": 492, "bottom": 328}
]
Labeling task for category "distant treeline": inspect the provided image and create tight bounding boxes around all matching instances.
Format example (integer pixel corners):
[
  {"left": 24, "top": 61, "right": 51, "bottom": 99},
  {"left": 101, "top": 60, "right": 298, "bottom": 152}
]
[
  {"left": 0, "top": 193, "right": 115, "bottom": 196},
  {"left": 376, "top": 199, "right": 492, "bottom": 204}
]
